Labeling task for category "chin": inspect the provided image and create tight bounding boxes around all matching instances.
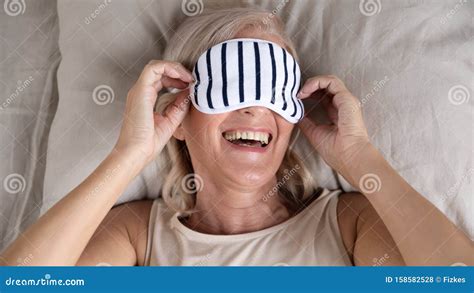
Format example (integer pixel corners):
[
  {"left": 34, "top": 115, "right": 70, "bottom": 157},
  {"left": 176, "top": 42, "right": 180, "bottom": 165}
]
[{"left": 227, "top": 166, "right": 275, "bottom": 187}]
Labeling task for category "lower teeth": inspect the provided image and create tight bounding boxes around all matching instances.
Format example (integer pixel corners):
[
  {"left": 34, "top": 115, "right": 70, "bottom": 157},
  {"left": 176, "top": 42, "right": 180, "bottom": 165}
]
[{"left": 230, "top": 139, "right": 264, "bottom": 147}]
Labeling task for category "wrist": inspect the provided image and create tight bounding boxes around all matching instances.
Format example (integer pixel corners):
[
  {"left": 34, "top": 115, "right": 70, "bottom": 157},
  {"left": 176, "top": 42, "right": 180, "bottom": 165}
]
[
  {"left": 108, "top": 146, "right": 149, "bottom": 177},
  {"left": 339, "top": 142, "right": 385, "bottom": 188}
]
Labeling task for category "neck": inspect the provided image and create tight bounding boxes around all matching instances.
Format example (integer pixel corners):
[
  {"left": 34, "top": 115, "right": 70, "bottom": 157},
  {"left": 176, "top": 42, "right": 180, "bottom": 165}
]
[{"left": 185, "top": 178, "right": 291, "bottom": 235}]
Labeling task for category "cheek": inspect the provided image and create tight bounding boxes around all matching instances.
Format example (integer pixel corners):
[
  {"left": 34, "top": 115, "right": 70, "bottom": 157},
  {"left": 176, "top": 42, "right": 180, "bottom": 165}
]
[
  {"left": 276, "top": 119, "right": 295, "bottom": 146},
  {"left": 183, "top": 110, "right": 224, "bottom": 153}
]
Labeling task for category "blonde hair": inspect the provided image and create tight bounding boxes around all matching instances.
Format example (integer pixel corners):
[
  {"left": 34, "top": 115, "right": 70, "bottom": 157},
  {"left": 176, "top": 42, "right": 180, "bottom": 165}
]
[{"left": 156, "top": 6, "right": 317, "bottom": 214}]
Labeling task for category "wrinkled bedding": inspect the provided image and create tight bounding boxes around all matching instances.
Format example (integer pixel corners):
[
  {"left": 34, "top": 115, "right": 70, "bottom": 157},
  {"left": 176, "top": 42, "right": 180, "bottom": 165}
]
[
  {"left": 0, "top": 0, "right": 472, "bottom": 252},
  {"left": 0, "top": 0, "right": 60, "bottom": 251}
]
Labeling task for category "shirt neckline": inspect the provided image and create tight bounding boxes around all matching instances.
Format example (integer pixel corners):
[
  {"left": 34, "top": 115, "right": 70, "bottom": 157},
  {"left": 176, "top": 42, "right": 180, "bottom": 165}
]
[{"left": 170, "top": 188, "right": 330, "bottom": 242}]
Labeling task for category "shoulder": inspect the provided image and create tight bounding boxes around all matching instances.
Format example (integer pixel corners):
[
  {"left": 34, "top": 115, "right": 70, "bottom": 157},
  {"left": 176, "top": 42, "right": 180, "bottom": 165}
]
[
  {"left": 336, "top": 192, "right": 370, "bottom": 259},
  {"left": 78, "top": 199, "right": 155, "bottom": 266},
  {"left": 110, "top": 199, "right": 154, "bottom": 220},
  {"left": 336, "top": 192, "right": 405, "bottom": 266},
  {"left": 106, "top": 200, "right": 154, "bottom": 235},
  {"left": 105, "top": 199, "right": 155, "bottom": 265}
]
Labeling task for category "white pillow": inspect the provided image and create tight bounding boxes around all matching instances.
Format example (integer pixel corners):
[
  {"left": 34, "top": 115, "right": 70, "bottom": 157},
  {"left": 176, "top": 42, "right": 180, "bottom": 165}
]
[{"left": 43, "top": 0, "right": 473, "bottom": 238}]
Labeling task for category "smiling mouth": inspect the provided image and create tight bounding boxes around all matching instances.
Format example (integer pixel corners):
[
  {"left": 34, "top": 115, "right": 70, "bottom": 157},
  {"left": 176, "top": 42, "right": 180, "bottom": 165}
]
[{"left": 222, "top": 130, "right": 273, "bottom": 148}]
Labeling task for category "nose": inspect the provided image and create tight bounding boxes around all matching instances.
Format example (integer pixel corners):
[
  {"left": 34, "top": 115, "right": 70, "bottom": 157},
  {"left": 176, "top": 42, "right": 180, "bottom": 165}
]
[{"left": 238, "top": 106, "right": 271, "bottom": 118}]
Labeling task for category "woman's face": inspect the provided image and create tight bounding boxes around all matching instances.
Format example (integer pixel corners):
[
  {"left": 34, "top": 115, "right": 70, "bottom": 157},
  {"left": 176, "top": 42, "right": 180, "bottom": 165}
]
[{"left": 175, "top": 31, "right": 295, "bottom": 189}]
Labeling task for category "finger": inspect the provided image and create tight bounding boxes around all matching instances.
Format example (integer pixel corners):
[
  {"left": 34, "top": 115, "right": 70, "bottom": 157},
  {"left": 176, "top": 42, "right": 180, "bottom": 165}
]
[
  {"left": 138, "top": 61, "right": 193, "bottom": 88},
  {"left": 154, "top": 90, "right": 190, "bottom": 139},
  {"left": 149, "top": 60, "right": 194, "bottom": 83},
  {"left": 297, "top": 75, "right": 348, "bottom": 99},
  {"left": 298, "top": 117, "right": 335, "bottom": 151},
  {"left": 170, "top": 62, "right": 194, "bottom": 82},
  {"left": 332, "top": 91, "right": 359, "bottom": 110},
  {"left": 298, "top": 116, "right": 317, "bottom": 138},
  {"left": 322, "top": 96, "right": 338, "bottom": 124},
  {"left": 161, "top": 76, "right": 189, "bottom": 89},
  {"left": 331, "top": 92, "right": 367, "bottom": 136},
  {"left": 164, "top": 90, "right": 191, "bottom": 116}
]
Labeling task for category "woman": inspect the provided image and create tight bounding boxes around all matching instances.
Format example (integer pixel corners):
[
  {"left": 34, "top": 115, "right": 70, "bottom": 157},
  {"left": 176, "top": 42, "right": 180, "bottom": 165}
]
[{"left": 1, "top": 7, "right": 472, "bottom": 266}]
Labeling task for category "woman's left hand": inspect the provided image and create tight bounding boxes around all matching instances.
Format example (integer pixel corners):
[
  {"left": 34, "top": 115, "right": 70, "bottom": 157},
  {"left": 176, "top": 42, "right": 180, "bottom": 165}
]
[{"left": 297, "top": 75, "right": 370, "bottom": 176}]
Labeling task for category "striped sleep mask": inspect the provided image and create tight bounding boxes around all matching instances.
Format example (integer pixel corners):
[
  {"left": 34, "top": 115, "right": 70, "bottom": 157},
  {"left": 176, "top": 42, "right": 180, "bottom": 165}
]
[{"left": 189, "top": 38, "right": 304, "bottom": 124}]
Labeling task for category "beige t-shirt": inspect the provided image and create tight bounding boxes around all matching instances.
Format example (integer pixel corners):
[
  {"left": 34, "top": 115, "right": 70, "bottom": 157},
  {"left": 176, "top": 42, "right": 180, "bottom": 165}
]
[{"left": 144, "top": 189, "right": 352, "bottom": 266}]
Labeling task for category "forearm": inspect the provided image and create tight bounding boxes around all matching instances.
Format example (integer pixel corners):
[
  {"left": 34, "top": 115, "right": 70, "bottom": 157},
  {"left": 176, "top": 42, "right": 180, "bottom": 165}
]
[
  {"left": 342, "top": 143, "right": 474, "bottom": 266},
  {"left": 0, "top": 148, "right": 144, "bottom": 266}
]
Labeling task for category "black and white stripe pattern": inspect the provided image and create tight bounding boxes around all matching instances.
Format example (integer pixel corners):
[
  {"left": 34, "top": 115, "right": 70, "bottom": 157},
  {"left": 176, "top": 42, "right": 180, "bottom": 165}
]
[{"left": 191, "top": 38, "right": 304, "bottom": 124}]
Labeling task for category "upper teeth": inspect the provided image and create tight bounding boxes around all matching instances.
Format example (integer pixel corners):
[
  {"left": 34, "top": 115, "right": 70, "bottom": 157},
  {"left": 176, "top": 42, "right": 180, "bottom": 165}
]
[{"left": 224, "top": 130, "right": 270, "bottom": 145}]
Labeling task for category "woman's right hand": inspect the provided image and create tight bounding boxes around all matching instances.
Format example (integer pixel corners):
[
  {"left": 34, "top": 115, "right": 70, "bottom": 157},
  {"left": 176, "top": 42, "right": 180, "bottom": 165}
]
[{"left": 115, "top": 60, "right": 194, "bottom": 167}]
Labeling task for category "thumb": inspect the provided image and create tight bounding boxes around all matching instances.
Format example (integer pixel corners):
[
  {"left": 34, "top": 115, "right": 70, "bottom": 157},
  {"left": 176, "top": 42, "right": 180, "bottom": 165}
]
[
  {"left": 154, "top": 91, "right": 190, "bottom": 139},
  {"left": 298, "top": 117, "right": 334, "bottom": 151}
]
